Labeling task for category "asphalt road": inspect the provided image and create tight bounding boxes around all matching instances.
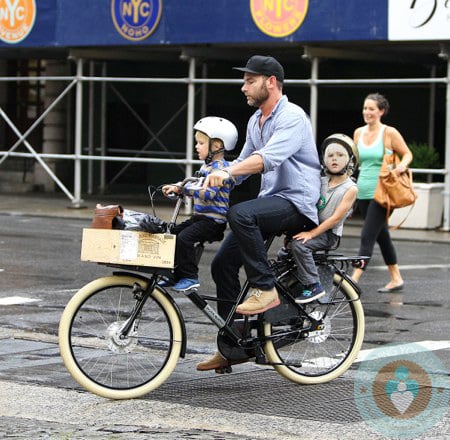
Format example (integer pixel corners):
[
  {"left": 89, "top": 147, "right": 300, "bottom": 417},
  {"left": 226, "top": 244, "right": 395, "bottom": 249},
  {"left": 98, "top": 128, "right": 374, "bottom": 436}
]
[{"left": 0, "top": 213, "right": 449, "bottom": 439}]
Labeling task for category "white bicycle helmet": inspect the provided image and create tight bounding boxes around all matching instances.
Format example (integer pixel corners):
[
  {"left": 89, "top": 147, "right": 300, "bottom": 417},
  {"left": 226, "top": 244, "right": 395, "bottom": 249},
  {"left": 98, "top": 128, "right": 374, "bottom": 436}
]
[
  {"left": 321, "top": 133, "right": 359, "bottom": 176},
  {"left": 193, "top": 116, "right": 238, "bottom": 151}
]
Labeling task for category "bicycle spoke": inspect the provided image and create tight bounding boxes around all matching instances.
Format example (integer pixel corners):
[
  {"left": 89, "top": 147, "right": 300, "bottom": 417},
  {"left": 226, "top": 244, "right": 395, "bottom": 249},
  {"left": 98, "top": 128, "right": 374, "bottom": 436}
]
[
  {"left": 265, "top": 273, "right": 364, "bottom": 383},
  {"left": 65, "top": 283, "right": 176, "bottom": 391}
]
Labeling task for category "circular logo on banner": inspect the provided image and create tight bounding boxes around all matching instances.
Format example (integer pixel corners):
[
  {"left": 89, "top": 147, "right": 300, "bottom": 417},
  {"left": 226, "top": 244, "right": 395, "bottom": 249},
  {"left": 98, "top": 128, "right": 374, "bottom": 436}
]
[
  {"left": 354, "top": 343, "right": 450, "bottom": 438},
  {"left": 0, "top": 0, "right": 36, "bottom": 44},
  {"left": 111, "top": 0, "right": 162, "bottom": 42},
  {"left": 250, "top": 0, "right": 308, "bottom": 38}
]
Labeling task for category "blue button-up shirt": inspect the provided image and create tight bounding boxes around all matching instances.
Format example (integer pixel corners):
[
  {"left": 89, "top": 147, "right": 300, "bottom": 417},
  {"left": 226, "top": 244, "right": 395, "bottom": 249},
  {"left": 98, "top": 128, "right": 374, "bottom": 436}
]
[{"left": 234, "top": 95, "right": 321, "bottom": 224}]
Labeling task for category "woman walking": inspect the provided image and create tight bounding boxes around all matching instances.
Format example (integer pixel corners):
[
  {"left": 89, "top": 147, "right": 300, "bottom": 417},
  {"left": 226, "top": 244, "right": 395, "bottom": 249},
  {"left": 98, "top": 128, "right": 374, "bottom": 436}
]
[{"left": 352, "top": 93, "right": 413, "bottom": 292}]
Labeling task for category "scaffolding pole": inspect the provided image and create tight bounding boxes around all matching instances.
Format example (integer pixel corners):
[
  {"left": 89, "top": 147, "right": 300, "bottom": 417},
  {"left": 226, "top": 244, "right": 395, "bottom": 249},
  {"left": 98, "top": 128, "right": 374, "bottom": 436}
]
[
  {"left": 443, "top": 56, "right": 450, "bottom": 231},
  {"left": 72, "top": 58, "right": 84, "bottom": 207}
]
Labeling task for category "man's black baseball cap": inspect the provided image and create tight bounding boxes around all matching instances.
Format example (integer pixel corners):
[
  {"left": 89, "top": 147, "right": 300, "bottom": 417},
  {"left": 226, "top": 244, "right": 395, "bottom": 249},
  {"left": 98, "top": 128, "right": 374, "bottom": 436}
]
[{"left": 233, "top": 55, "right": 284, "bottom": 82}]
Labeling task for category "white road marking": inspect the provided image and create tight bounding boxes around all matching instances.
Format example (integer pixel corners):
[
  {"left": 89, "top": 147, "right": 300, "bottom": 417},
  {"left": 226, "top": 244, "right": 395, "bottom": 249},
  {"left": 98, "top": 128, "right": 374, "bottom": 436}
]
[
  {"left": 0, "top": 296, "right": 41, "bottom": 305},
  {"left": 372, "top": 264, "right": 450, "bottom": 270},
  {"left": 355, "top": 340, "right": 450, "bottom": 363},
  {"left": 52, "top": 289, "right": 79, "bottom": 294}
]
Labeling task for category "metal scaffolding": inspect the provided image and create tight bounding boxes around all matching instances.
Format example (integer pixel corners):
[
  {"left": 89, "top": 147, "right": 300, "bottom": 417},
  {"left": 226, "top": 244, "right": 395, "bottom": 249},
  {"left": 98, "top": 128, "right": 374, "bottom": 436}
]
[{"left": 0, "top": 55, "right": 448, "bottom": 229}]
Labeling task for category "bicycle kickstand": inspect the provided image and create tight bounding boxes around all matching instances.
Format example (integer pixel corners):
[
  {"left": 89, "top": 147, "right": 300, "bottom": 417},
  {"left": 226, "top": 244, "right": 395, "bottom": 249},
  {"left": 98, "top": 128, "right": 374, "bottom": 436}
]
[
  {"left": 215, "top": 357, "right": 249, "bottom": 374},
  {"left": 215, "top": 365, "right": 233, "bottom": 374}
]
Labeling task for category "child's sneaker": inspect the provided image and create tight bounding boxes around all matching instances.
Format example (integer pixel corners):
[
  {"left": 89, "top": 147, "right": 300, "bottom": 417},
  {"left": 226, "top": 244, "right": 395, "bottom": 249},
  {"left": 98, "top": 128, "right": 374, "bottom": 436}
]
[
  {"left": 295, "top": 283, "right": 326, "bottom": 304},
  {"left": 276, "top": 247, "right": 289, "bottom": 261},
  {"left": 172, "top": 278, "right": 200, "bottom": 292},
  {"left": 157, "top": 277, "right": 175, "bottom": 288}
]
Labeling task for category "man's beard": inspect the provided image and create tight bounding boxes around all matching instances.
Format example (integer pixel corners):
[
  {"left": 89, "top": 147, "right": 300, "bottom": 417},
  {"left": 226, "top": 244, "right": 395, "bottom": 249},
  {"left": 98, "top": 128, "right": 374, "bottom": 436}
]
[{"left": 246, "top": 83, "right": 269, "bottom": 107}]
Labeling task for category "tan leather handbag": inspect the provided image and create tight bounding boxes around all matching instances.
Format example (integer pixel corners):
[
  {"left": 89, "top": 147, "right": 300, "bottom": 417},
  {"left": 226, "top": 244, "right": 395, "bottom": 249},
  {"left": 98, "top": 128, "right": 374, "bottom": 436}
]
[
  {"left": 91, "top": 204, "right": 123, "bottom": 229},
  {"left": 374, "top": 151, "right": 417, "bottom": 229}
]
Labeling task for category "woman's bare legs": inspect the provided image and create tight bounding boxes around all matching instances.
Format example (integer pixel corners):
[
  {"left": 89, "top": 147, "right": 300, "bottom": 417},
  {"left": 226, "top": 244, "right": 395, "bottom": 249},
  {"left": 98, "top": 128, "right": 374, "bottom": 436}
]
[
  {"left": 384, "top": 264, "right": 404, "bottom": 289},
  {"left": 352, "top": 264, "right": 403, "bottom": 291}
]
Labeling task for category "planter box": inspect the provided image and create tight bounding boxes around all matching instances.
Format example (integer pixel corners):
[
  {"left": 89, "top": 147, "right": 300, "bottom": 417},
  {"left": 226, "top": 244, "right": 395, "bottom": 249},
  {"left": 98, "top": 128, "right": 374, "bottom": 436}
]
[{"left": 389, "top": 183, "right": 444, "bottom": 229}]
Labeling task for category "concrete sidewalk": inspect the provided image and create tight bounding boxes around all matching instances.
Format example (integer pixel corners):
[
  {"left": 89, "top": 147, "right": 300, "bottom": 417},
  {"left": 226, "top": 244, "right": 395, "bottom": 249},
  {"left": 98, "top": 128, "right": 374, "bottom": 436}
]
[
  {"left": 0, "top": 192, "right": 189, "bottom": 225},
  {"left": 1, "top": 192, "right": 450, "bottom": 243}
]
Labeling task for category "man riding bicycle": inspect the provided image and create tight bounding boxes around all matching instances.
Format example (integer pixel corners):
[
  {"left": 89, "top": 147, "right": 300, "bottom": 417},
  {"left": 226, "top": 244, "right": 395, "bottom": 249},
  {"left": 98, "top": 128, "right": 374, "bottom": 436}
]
[{"left": 199, "top": 55, "right": 321, "bottom": 371}]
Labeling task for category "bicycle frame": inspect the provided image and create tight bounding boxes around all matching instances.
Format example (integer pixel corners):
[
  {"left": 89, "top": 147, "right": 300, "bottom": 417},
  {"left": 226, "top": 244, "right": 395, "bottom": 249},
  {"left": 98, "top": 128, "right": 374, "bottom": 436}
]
[{"left": 106, "top": 230, "right": 366, "bottom": 366}]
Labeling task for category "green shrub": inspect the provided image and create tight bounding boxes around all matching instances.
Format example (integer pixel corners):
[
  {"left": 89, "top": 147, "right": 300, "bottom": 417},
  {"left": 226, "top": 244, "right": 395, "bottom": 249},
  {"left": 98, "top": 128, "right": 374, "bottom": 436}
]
[
  {"left": 408, "top": 142, "right": 442, "bottom": 182},
  {"left": 409, "top": 142, "right": 441, "bottom": 169}
]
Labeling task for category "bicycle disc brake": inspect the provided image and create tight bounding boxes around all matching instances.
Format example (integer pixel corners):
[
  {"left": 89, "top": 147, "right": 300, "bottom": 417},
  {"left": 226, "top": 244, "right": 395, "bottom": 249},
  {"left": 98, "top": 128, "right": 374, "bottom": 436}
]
[{"left": 305, "top": 310, "right": 331, "bottom": 344}]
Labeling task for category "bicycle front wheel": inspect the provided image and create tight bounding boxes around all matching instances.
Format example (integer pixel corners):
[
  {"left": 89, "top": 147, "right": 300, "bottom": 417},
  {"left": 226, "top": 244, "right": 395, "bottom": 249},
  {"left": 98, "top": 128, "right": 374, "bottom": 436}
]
[
  {"left": 59, "top": 275, "right": 183, "bottom": 399},
  {"left": 264, "top": 274, "right": 364, "bottom": 384}
]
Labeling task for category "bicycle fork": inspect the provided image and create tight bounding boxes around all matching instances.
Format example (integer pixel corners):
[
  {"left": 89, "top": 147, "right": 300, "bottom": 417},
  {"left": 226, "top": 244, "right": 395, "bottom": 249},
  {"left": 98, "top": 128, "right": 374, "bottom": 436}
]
[{"left": 116, "top": 281, "right": 153, "bottom": 338}]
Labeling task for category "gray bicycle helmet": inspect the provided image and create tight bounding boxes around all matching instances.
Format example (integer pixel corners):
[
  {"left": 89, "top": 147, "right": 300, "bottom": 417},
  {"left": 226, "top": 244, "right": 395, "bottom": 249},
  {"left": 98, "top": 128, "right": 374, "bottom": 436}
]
[
  {"left": 193, "top": 116, "right": 238, "bottom": 151},
  {"left": 321, "top": 133, "right": 359, "bottom": 176}
]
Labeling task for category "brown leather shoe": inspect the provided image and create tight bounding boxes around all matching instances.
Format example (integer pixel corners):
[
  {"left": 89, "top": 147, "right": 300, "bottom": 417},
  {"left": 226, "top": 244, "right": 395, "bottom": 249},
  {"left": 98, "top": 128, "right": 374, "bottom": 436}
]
[
  {"left": 196, "top": 352, "right": 249, "bottom": 371},
  {"left": 236, "top": 287, "right": 280, "bottom": 315}
]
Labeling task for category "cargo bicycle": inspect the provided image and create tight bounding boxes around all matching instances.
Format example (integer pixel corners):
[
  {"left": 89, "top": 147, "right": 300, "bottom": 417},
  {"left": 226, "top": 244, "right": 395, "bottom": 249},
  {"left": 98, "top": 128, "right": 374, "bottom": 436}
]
[{"left": 58, "top": 177, "right": 367, "bottom": 399}]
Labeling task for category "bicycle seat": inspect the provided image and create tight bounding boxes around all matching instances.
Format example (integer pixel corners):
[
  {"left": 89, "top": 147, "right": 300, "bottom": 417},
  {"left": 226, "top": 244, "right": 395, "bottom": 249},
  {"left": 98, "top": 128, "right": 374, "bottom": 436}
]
[
  {"left": 315, "top": 237, "right": 341, "bottom": 253},
  {"left": 194, "top": 231, "right": 224, "bottom": 248},
  {"left": 278, "top": 236, "right": 341, "bottom": 256},
  {"left": 313, "top": 238, "right": 342, "bottom": 259},
  {"left": 206, "top": 230, "right": 225, "bottom": 244},
  {"left": 194, "top": 231, "right": 225, "bottom": 266}
]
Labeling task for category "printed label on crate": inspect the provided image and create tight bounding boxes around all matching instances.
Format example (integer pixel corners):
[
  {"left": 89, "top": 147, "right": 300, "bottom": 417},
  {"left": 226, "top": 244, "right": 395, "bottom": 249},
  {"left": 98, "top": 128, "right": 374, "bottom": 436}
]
[
  {"left": 138, "top": 234, "right": 163, "bottom": 258},
  {"left": 119, "top": 231, "right": 139, "bottom": 260}
]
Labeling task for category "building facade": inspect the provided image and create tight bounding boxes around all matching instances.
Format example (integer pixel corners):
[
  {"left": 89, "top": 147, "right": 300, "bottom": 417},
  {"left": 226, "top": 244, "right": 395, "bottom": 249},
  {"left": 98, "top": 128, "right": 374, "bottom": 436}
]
[{"left": 0, "top": 1, "right": 448, "bottom": 226}]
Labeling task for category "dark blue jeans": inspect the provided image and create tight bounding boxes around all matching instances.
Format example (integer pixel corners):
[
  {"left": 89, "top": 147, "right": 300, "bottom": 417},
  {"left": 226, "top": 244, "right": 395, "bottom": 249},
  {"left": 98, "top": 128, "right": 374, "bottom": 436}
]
[
  {"left": 172, "top": 215, "right": 226, "bottom": 280},
  {"left": 211, "top": 196, "right": 316, "bottom": 319}
]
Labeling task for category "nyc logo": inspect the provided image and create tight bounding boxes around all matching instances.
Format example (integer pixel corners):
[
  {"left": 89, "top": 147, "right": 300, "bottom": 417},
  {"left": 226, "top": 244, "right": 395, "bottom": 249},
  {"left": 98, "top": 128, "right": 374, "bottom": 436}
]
[
  {"left": 0, "top": 0, "right": 36, "bottom": 44},
  {"left": 111, "top": 0, "right": 162, "bottom": 42},
  {"left": 250, "top": 0, "right": 309, "bottom": 38}
]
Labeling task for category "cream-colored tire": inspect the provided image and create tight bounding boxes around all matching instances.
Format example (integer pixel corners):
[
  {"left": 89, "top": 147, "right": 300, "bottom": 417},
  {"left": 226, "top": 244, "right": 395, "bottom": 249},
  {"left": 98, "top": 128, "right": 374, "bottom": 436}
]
[
  {"left": 264, "top": 275, "right": 364, "bottom": 384},
  {"left": 59, "top": 275, "right": 183, "bottom": 399}
]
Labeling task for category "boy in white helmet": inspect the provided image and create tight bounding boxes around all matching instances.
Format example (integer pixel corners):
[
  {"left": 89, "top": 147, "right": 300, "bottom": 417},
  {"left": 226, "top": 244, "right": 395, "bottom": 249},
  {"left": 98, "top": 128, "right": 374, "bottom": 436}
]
[
  {"left": 161, "top": 116, "right": 238, "bottom": 292},
  {"left": 289, "top": 134, "right": 358, "bottom": 303}
]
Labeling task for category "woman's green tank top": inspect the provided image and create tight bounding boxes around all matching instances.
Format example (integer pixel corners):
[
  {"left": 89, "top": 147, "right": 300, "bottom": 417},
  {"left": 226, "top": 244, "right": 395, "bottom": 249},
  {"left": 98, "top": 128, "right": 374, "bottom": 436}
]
[{"left": 356, "top": 125, "right": 388, "bottom": 199}]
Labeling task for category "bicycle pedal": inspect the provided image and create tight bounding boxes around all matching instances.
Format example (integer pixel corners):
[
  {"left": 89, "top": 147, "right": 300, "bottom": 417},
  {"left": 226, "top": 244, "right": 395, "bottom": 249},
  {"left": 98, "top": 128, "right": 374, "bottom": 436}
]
[{"left": 215, "top": 366, "right": 233, "bottom": 374}]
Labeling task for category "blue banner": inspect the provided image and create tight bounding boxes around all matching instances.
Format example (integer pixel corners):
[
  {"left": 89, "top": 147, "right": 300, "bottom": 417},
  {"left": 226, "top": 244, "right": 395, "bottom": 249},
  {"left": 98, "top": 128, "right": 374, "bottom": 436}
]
[{"left": 0, "top": 0, "right": 388, "bottom": 48}]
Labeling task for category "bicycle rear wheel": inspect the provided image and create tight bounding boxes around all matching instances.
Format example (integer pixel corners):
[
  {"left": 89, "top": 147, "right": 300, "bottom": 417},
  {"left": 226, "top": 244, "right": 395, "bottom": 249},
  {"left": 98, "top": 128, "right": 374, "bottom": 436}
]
[
  {"left": 59, "top": 275, "right": 183, "bottom": 399},
  {"left": 264, "top": 274, "right": 364, "bottom": 384}
]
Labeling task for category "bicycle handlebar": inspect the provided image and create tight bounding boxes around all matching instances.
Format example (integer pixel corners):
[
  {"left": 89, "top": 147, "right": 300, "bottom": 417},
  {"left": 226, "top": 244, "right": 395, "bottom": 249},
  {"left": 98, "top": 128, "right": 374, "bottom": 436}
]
[{"left": 165, "top": 174, "right": 233, "bottom": 198}]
